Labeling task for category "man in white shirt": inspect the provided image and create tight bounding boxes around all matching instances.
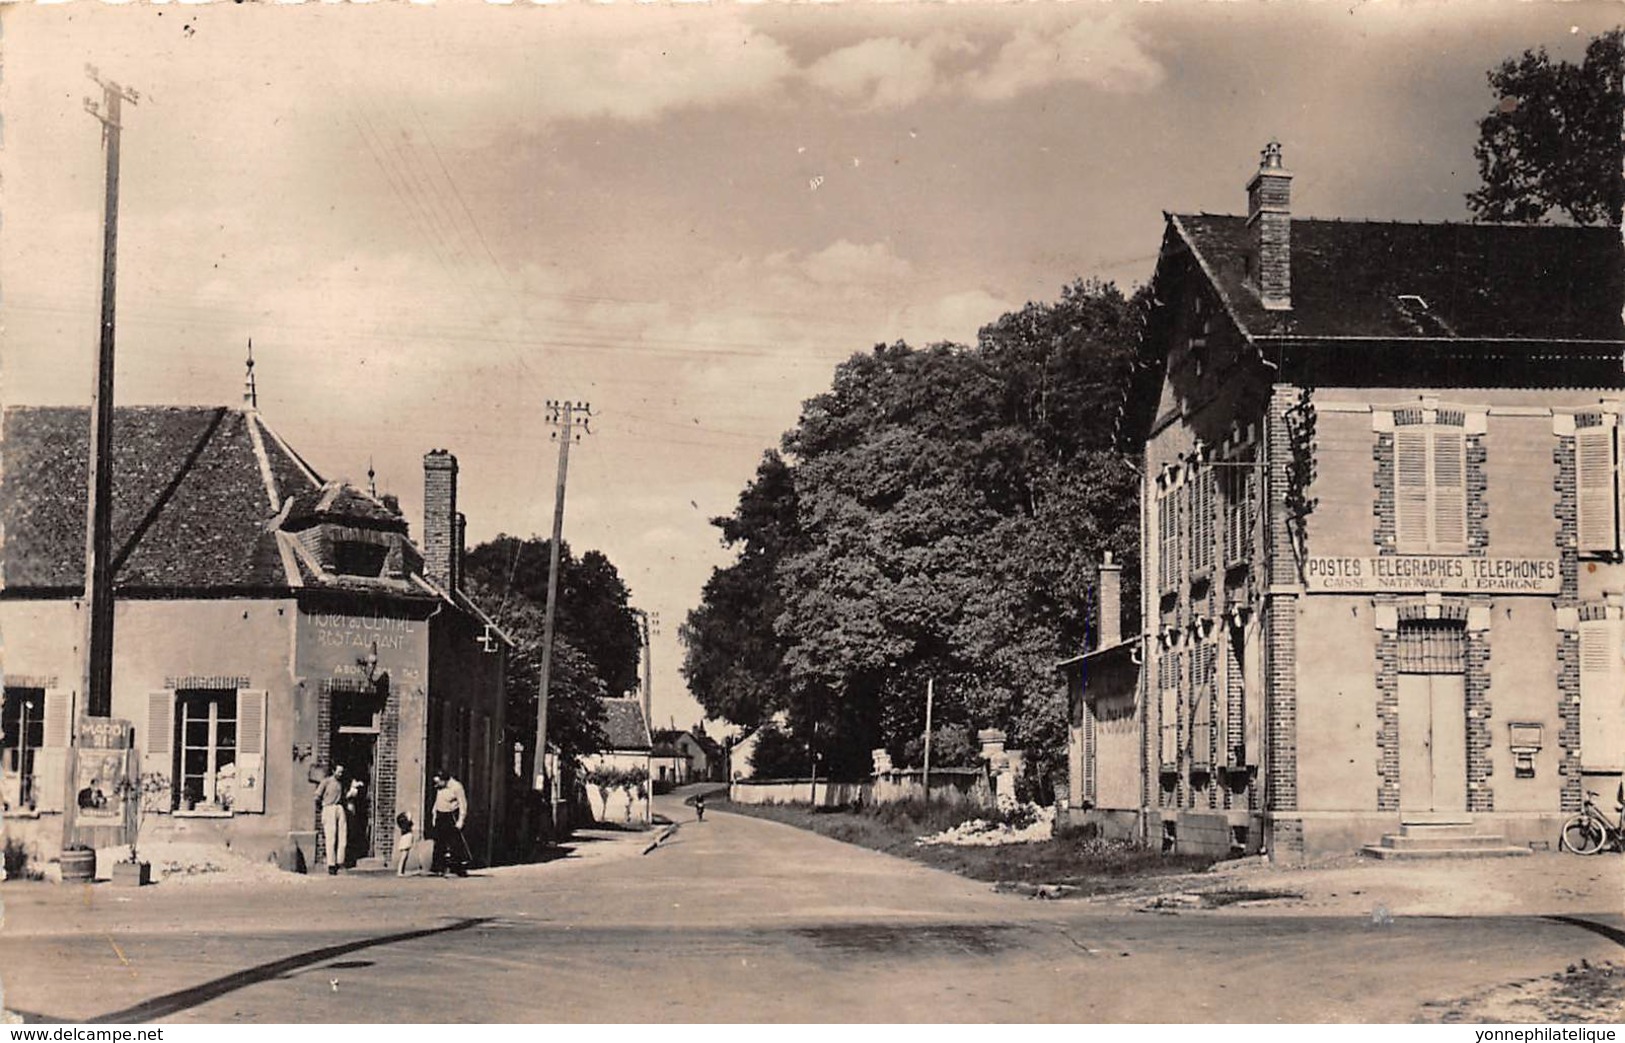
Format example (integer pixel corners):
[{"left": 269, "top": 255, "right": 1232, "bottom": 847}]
[
  {"left": 429, "top": 769, "right": 470, "bottom": 877},
  {"left": 314, "top": 763, "right": 347, "bottom": 875}
]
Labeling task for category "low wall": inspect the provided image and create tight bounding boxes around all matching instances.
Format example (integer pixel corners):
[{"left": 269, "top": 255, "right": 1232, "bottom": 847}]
[
  {"left": 730, "top": 768, "right": 992, "bottom": 808},
  {"left": 1060, "top": 807, "right": 1141, "bottom": 844},
  {"left": 728, "top": 779, "right": 867, "bottom": 807}
]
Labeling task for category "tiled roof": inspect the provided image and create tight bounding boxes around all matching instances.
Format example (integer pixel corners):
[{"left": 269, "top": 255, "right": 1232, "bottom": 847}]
[
  {"left": 1171, "top": 214, "right": 1625, "bottom": 343},
  {"left": 284, "top": 482, "right": 406, "bottom": 532},
  {"left": 601, "top": 698, "right": 651, "bottom": 751},
  {"left": 1, "top": 405, "right": 414, "bottom": 595},
  {"left": 2, "top": 406, "right": 300, "bottom": 592}
]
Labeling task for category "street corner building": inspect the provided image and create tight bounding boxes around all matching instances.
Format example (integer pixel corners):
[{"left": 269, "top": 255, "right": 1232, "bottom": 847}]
[
  {"left": 0, "top": 402, "right": 514, "bottom": 872},
  {"left": 1066, "top": 143, "right": 1625, "bottom": 862}
]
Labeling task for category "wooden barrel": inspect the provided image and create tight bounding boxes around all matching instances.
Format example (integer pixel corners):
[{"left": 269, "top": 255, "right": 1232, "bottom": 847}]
[{"left": 59, "top": 848, "right": 96, "bottom": 883}]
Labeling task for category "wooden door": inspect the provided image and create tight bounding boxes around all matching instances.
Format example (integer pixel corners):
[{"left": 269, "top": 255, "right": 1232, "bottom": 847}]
[{"left": 1398, "top": 673, "right": 1466, "bottom": 814}]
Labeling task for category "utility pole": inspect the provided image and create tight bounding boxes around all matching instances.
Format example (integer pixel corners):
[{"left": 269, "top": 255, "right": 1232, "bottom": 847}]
[
  {"left": 923, "top": 678, "right": 934, "bottom": 801},
  {"left": 534, "top": 401, "right": 591, "bottom": 840},
  {"left": 632, "top": 609, "right": 658, "bottom": 733},
  {"left": 80, "top": 67, "right": 139, "bottom": 722}
]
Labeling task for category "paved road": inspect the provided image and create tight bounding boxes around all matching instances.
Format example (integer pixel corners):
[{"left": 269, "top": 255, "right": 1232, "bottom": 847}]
[{"left": 3, "top": 791, "right": 1621, "bottom": 1023}]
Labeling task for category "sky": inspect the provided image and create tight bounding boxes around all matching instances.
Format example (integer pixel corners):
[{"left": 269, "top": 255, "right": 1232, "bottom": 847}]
[{"left": 3, "top": 0, "right": 1619, "bottom": 734}]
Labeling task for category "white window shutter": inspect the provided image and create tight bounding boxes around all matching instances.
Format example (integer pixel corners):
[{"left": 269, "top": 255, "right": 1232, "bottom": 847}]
[
  {"left": 1576, "top": 426, "right": 1617, "bottom": 555},
  {"left": 1242, "top": 619, "right": 1264, "bottom": 767},
  {"left": 1160, "top": 687, "right": 1179, "bottom": 766},
  {"left": 1579, "top": 622, "right": 1625, "bottom": 772},
  {"left": 234, "top": 689, "right": 268, "bottom": 813},
  {"left": 144, "top": 692, "right": 175, "bottom": 807},
  {"left": 1394, "top": 428, "right": 1431, "bottom": 549},
  {"left": 32, "top": 689, "right": 74, "bottom": 813},
  {"left": 1432, "top": 429, "right": 1467, "bottom": 551}
]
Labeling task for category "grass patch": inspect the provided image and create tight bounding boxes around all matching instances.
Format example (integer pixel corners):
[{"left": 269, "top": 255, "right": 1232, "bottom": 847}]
[{"left": 718, "top": 798, "right": 1213, "bottom": 895}]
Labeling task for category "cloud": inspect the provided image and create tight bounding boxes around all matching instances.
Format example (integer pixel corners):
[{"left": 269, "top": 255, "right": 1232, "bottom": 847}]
[
  {"left": 799, "top": 16, "right": 1164, "bottom": 110},
  {"left": 966, "top": 16, "right": 1165, "bottom": 100},
  {"left": 896, "top": 289, "right": 1017, "bottom": 348},
  {"left": 531, "top": 22, "right": 799, "bottom": 124},
  {"left": 804, "top": 33, "right": 973, "bottom": 111},
  {"left": 801, "top": 240, "right": 914, "bottom": 286}
]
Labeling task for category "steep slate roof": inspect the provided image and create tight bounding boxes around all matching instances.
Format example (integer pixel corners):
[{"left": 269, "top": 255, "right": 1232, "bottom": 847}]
[
  {"left": 1, "top": 405, "right": 412, "bottom": 595},
  {"left": 3, "top": 406, "right": 295, "bottom": 592},
  {"left": 601, "top": 698, "right": 651, "bottom": 751},
  {"left": 1169, "top": 214, "right": 1625, "bottom": 344}
]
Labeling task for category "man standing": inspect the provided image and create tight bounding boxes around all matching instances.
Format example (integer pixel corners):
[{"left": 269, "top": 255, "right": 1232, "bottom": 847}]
[
  {"left": 315, "top": 763, "right": 348, "bottom": 876},
  {"left": 430, "top": 769, "right": 469, "bottom": 877}
]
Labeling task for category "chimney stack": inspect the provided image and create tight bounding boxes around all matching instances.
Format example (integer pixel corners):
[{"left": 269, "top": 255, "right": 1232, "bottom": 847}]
[
  {"left": 454, "top": 511, "right": 467, "bottom": 595},
  {"left": 1097, "top": 550, "right": 1122, "bottom": 649},
  {"left": 1246, "top": 140, "right": 1292, "bottom": 311},
  {"left": 423, "top": 450, "right": 458, "bottom": 592}
]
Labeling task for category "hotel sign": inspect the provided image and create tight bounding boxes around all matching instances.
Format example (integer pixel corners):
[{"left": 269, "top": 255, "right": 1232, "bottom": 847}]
[{"left": 1304, "top": 556, "right": 1561, "bottom": 594}]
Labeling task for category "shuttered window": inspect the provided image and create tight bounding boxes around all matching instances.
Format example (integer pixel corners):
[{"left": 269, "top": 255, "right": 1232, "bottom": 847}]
[
  {"left": 1158, "top": 487, "right": 1180, "bottom": 592},
  {"left": 1189, "top": 469, "right": 1216, "bottom": 577},
  {"left": 1189, "top": 642, "right": 1214, "bottom": 769},
  {"left": 1223, "top": 459, "right": 1256, "bottom": 567},
  {"left": 28, "top": 688, "right": 75, "bottom": 813},
  {"left": 1159, "top": 686, "right": 1179, "bottom": 768},
  {"left": 1579, "top": 620, "right": 1625, "bottom": 772},
  {"left": 1575, "top": 424, "right": 1619, "bottom": 556},
  {"left": 234, "top": 690, "right": 268, "bottom": 814},
  {"left": 2, "top": 687, "right": 50, "bottom": 812},
  {"left": 1394, "top": 424, "right": 1467, "bottom": 553}
]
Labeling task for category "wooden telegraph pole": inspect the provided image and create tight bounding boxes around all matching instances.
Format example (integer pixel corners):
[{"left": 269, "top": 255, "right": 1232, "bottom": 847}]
[
  {"left": 922, "top": 678, "right": 934, "bottom": 801},
  {"left": 67, "top": 67, "right": 139, "bottom": 850},
  {"left": 534, "top": 401, "right": 591, "bottom": 839},
  {"left": 81, "top": 67, "right": 139, "bottom": 721},
  {"left": 633, "top": 609, "right": 658, "bottom": 735}
]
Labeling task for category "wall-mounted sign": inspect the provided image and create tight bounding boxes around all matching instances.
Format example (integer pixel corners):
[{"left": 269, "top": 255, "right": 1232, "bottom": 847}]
[{"left": 1304, "top": 556, "right": 1561, "bottom": 594}]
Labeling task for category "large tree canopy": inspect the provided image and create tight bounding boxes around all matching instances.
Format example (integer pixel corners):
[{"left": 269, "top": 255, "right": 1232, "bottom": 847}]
[
  {"left": 464, "top": 537, "right": 641, "bottom": 766},
  {"left": 679, "top": 451, "right": 800, "bottom": 738},
  {"left": 465, "top": 537, "right": 642, "bottom": 699},
  {"left": 1467, "top": 29, "right": 1624, "bottom": 225},
  {"left": 682, "top": 279, "right": 1144, "bottom": 792}
]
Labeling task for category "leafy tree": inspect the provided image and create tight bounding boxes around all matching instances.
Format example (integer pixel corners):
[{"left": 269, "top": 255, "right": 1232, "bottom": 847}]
[
  {"left": 900, "top": 722, "right": 980, "bottom": 770},
  {"left": 463, "top": 568, "right": 610, "bottom": 767},
  {"left": 1467, "top": 29, "right": 1624, "bottom": 225},
  {"left": 465, "top": 537, "right": 641, "bottom": 698},
  {"left": 679, "top": 452, "right": 801, "bottom": 735},
  {"left": 748, "top": 724, "right": 816, "bottom": 780},
  {"left": 683, "top": 280, "right": 1143, "bottom": 789}
]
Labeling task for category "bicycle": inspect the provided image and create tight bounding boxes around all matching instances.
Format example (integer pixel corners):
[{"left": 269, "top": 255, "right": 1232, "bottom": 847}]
[{"left": 1559, "top": 789, "right": 1624, "bottom": 855}]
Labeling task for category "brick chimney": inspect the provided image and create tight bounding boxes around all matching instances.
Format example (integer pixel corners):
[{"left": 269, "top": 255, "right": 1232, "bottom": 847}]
[
  {"left": 1246, "top": 140, "right": 1292, "bottom": 311},
  {"left": 1097, "top": 550, "right": 1122, "bottom": 648},
  {"left": 423, "top": 450, "right": 458, "bottom": 592},
  {"left": 454, "top": 511, "right": 467, "bottom": 594}
]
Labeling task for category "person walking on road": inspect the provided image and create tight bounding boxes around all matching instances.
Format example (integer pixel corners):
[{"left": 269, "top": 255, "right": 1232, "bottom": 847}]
[
  {"left": 315, "top": 763, "right": 348, "bottom": 875},
  {"left": 430, "top": 769, "right": 470, "bottom": 877}
]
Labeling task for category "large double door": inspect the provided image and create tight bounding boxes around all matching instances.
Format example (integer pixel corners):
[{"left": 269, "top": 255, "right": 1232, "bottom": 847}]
[
  {"left": 1397, "top": 621, "right": 1467, "bottom": 815},
  {"left": 1398, "top": 673, "right": 1466, "bottom": 814}
]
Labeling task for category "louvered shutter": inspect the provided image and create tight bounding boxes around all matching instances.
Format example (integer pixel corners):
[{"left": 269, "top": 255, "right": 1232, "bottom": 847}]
[
  {"left": 1190, "top": 645, "right": 1212, "bottom": 767},
  {"left": 1242, "top": 618, "right": 1264, "bottom": 767},
  {"left": 234, "top": 690, "right": 267, "bottom": 813},
  {"left": 144, "top": 692, "right": 174, "bottom": 811},
  {"left": 32, "top": 688, "right": 74, "bottom": 813},
  {"left": 1160, "top": 686, "right": 1179, "bottom": 767},
  {"left": 1431, "top": 428, "right": 1467, "bottom": 551},
  {"left": 1579, "top": 622, "right": 1625, "bottom": 772},
  {"left": 1576, "top": 426, "right": 1617, "bottom": 555},
  {"left": 1394, "top": 428, "right": 1431, "bottom": 549}
]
